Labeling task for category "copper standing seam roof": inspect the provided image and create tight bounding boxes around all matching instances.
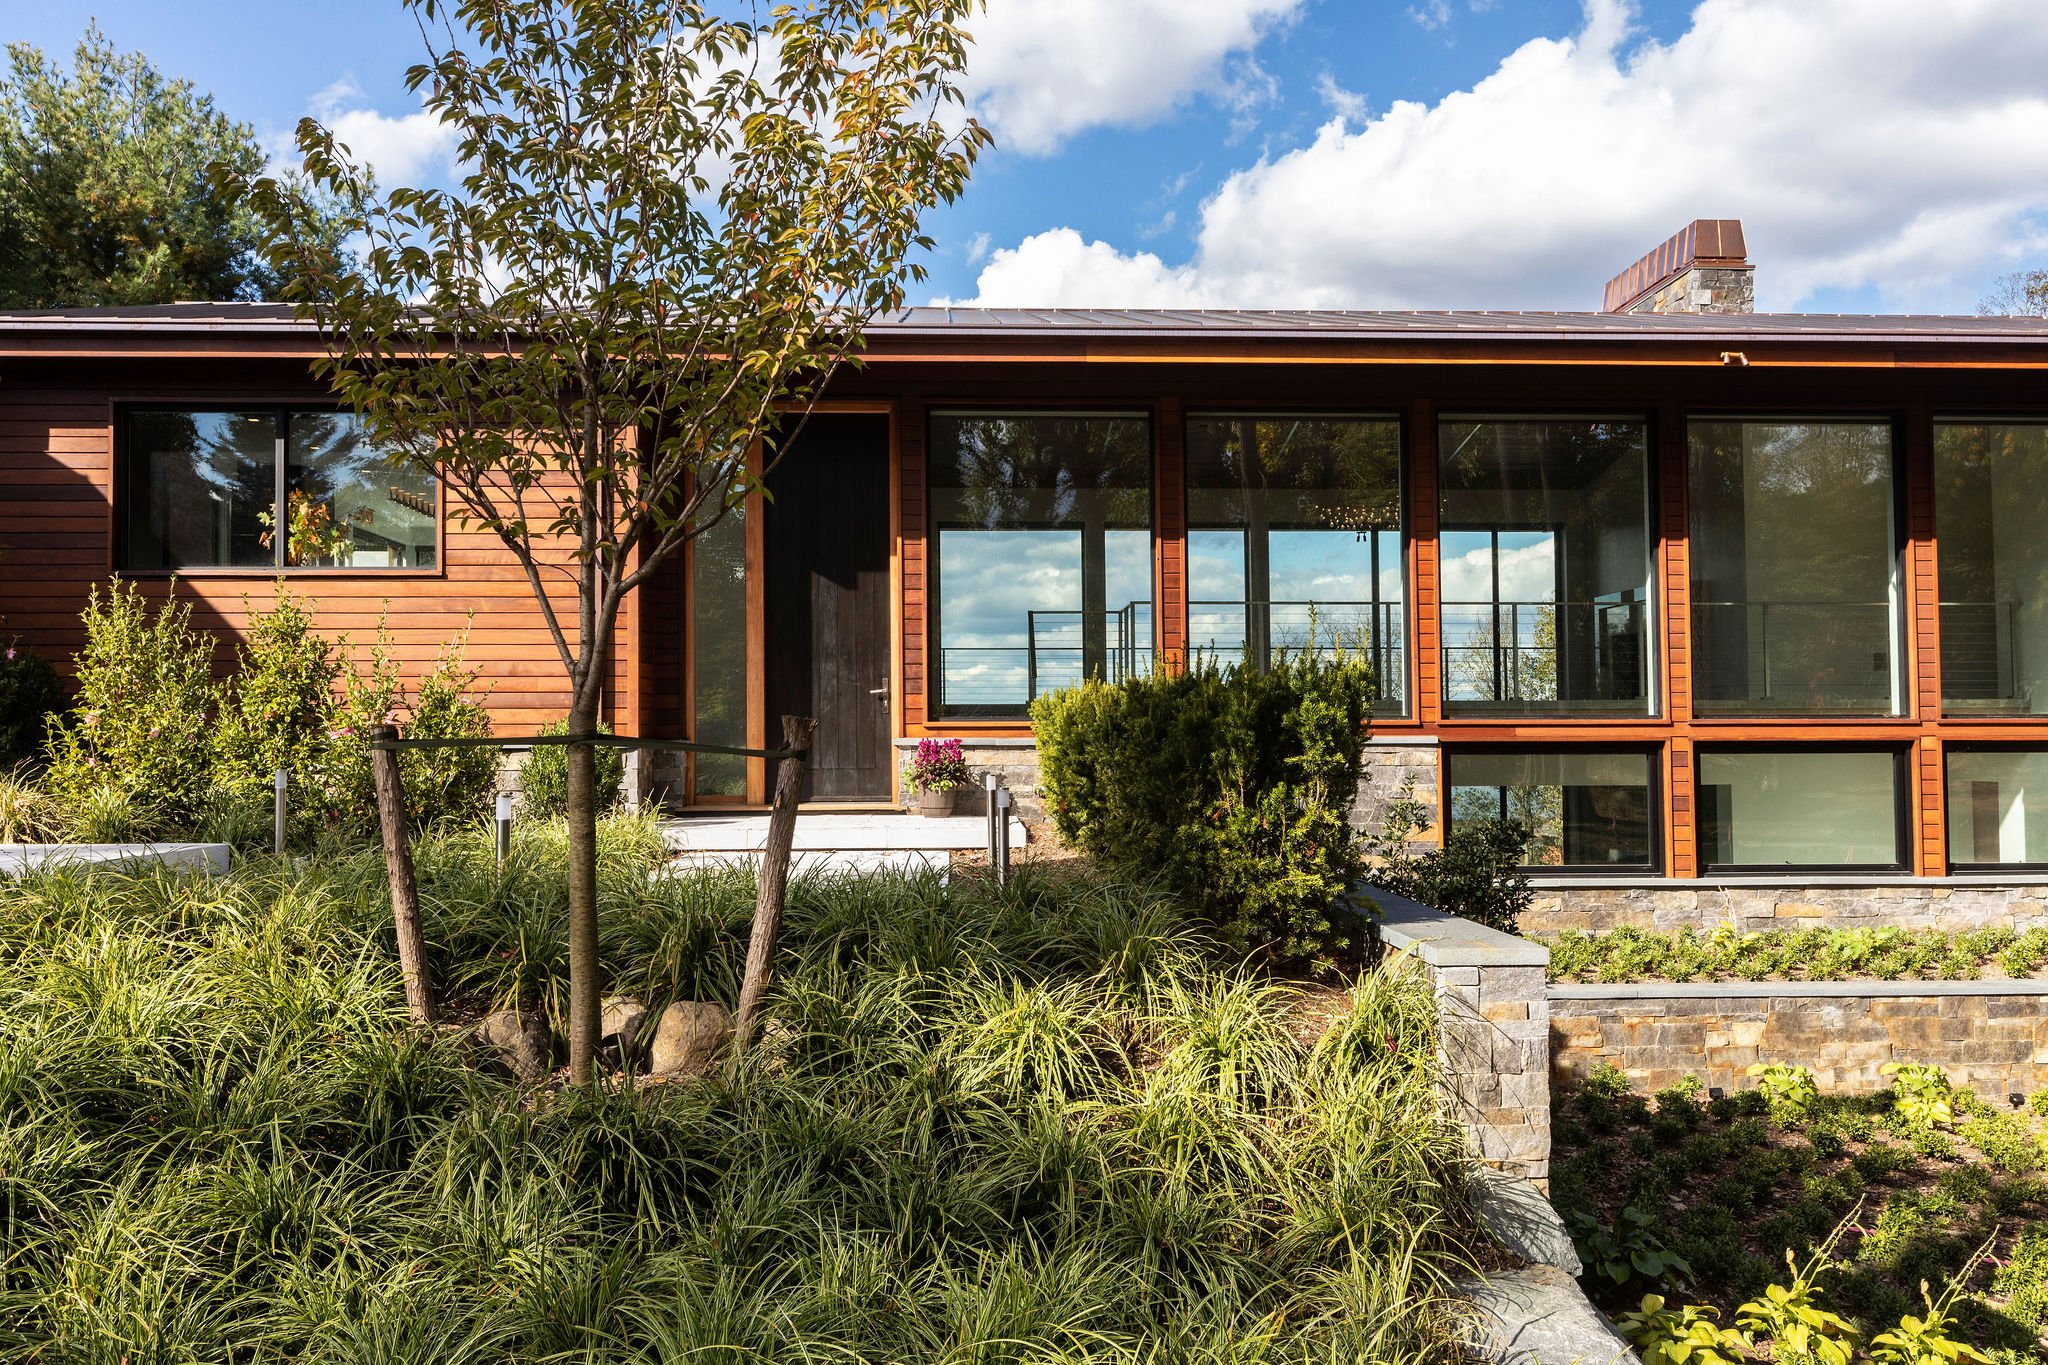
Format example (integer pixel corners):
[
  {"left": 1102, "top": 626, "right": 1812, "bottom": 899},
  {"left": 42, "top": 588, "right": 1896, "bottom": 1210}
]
[{"left": 0, "top": 301, "right": 2044, "bottom": 344}]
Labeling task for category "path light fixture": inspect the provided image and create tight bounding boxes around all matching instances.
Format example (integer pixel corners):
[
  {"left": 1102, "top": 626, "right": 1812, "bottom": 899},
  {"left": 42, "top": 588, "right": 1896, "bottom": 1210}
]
[
  {"left": 984, "top": 771, "right": 1000, "bottom": 865},
  {"left": 2012, "top": 1092, "right": 2027, "bottom": 1111},
  {"left": 495, "top": 790, "right": 514, "bottom": 866},
  {"left": 273, "top": 769, "right": 288, "bottom": 856},
  {"left": 994, "top": 785, "right": 1013, "bottom": 888}
]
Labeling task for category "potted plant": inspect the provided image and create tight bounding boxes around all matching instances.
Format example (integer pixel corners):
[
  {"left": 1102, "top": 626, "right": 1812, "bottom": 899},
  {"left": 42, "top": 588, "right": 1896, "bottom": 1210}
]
[{"left": 904, "top": 737, "right": 970, "bottom": 817}]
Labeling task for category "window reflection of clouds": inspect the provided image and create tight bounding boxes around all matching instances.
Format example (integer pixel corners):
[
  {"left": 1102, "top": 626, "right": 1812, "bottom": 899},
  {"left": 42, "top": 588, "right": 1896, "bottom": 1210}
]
[{"left": 929, "top": 414, "right": 1152, "bottom": 716}]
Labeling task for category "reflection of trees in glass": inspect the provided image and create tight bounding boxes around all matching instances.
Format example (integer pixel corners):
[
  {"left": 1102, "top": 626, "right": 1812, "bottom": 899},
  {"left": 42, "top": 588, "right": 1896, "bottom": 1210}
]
[
  {"left": 1190, "top": 417, "right": 1400, "bottom": 532},
  {"left": 1690, "top": 423, "right": 1896, "bottom": 712},
  {"left": 1450, "top": 782, "right": 1566, "bottom": 865},
  {"left": 290, "top": 413, "right": 437, "bottom": 567},
  {"left": 691, "top": 508, "right": 748, "bottom": 796},
  {"left": 932, "top": 416, "right": 1150, "bottom": 530},
  {"left": 1448, "top": 603, "right": 1557, "bottom": 703}
]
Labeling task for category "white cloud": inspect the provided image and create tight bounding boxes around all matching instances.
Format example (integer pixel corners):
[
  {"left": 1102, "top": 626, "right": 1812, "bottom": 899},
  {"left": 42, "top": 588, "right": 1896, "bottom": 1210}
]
[
  {"left": 953, "top": 0, "right": 2048, "bottom": 313},
  {"left": 963, "top": 0, "right": 1305, "bottom": 157},
  {"left": 305, "top": 78, "right": 460, "bottom": 186},
  {"left": 1314, "top": 72, "right": 1369, "bottom": 126},
  {"left": 1409, "top": 0, "right": 1454, "bottom": 31}
]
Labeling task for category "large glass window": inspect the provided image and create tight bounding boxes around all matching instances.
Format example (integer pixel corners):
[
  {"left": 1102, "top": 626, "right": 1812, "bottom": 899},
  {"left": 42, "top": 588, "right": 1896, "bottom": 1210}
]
[
  {"left": 1447, "top": 749, "right": 1656, "bottom": 869},
  {"left": 122, "top": 409, "right": 436, "bottom": 570},
  {"left": 1689, "top": 421, "right": 1898, "bottom": 714},
  {"left": 690, "top": 500, "right": 749, "bottom": 798},
  {"left": 929, "top": 413, "right": 1151, "bottom": 718},
  {"left": 1946, "top": 749, "right": 2048, "bottom": 868},
  {"left": 1438, "top": 419, "right": 1652, "bottom": 714},
  {"left": 1697, "top": 749, "right": 1903, "bottom": 869},
  {"left": 1185, "top": 415, "right": 1403, "bottom": 711},
  {"left": 1934, "top": 423, "right": 2048, "bottom": 715}
]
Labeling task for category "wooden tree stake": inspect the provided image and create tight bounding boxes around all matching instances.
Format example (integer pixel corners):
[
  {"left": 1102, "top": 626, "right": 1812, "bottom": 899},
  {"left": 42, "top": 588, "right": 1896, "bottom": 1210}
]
[
  {"left": 734, "top": 715, "right": 816, "bottom": 1049},
  {"left": 371, "top": 724, "right": 436, "bottom": 1026}
]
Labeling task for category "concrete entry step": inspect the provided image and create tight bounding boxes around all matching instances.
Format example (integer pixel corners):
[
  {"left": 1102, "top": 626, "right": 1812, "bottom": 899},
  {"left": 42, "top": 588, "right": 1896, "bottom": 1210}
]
[
  {"left": 659, "top": 812, "right": 1026, "bottom": 854},
  {"left": 659, "top": 848, "right": 952, "bottom": 879}
]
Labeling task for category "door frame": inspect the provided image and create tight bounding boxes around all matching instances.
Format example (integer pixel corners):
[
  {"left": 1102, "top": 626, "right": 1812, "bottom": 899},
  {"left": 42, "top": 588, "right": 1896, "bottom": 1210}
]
[{"left": 681, "top": 400, "right": 901, "bottom": 807}]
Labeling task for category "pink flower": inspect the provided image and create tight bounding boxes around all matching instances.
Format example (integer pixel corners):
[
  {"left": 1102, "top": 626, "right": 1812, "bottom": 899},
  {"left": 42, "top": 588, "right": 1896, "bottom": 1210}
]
[{"left": 3, "top": 647, "right": 14, "bottom": 661}]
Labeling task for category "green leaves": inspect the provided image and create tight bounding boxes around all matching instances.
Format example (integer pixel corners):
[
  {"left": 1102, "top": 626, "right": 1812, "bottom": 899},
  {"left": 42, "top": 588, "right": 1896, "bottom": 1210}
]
[{"left": 0, "top": 24, "right": 353, "bottom": 306}]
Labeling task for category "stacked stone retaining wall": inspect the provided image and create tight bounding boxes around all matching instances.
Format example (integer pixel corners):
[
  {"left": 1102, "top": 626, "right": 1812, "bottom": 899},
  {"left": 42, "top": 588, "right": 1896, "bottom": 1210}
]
[{"left": 1550, "top": 982, "right": 2048, "bottom": 1097}]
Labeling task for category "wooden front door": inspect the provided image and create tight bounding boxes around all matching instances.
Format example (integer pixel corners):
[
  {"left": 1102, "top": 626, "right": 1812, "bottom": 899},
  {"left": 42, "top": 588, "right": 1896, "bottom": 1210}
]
[{"left": 763, "top": 413, "right": 894, "bottom": 801}]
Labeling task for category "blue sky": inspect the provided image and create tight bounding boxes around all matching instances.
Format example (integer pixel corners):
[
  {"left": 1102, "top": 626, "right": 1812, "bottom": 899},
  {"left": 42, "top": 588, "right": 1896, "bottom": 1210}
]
[{"left": 10, "top": 1, "right": 2047, "bottom": 313}]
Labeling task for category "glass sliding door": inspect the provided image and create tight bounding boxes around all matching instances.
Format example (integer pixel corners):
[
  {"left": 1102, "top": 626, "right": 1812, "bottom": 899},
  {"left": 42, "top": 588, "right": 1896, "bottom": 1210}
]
[
  {"left": 1185, "top": 414, "right": 1403, "bottom": 711},
  {"left": 929, "top": 413, "right": 1151, "bottom": 718},
  {"left": 1934, "top": 423, "right": 2048, "bottom": 714},
  {"left": 1689, "top": 421, "right": 1900, "bottom": 714},
  {"left": 1438, "top": 418, "right": 1653, "bottom": 714}
]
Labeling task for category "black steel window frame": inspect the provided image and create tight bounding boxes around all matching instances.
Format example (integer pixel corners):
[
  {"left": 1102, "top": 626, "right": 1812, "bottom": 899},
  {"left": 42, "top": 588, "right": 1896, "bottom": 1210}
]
[
  {"left": 1433, "top": 411, "right": 1660, "bottom": 720},
  {"left": 1683, "top": 413, "right": 1908, "bottom": 719},
  {"left": 1181, "top": 408, "right": 1409, "bottom": 717},
  {"left": 115, "top": 403, "right": 439, "bottom": 574},
  {"left": 925, "top": 408, "right": 1156, "bottom": 722},
  {"left": 1442, "top": 743, "right": 1663, "bottom": 875},
  {"left": 1692, "top": 743, "right": 1911, "bottom": 875}
]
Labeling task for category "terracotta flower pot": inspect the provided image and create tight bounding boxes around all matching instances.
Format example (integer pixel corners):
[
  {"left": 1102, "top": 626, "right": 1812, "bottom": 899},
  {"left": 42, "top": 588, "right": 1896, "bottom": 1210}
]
[{"left": 917, "top": 787, "right": 956, "bottom": 818}]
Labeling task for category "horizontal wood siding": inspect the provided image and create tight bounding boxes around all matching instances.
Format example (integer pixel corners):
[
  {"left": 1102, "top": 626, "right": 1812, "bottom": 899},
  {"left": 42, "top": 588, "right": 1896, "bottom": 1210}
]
[{"left": 0, "top": 360, "right": 605, "bottom": 733}]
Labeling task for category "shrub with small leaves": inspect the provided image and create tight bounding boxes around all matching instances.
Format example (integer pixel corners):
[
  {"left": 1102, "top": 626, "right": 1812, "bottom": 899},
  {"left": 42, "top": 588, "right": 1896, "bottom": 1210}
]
[
  {"left": 318, "top": 627, "right": 497, "bottom": 836},
  {"left": 1032, "top": 647, "right": 1374, "bottom": 966},
  {"left": 517, "top": 718, "right": 625, "bottom": 817},
  {"left": 0, "top": 639, "right": 64, "bottom": 769},
  {"left": 211, "top": 588, "right": 343, "bottom": 818},
  {"left": 1364, "top": 779, "right": 1533, "bottom": 934},
  {"left": 44, "top": 581, "right": 216, "bottom": 838}
]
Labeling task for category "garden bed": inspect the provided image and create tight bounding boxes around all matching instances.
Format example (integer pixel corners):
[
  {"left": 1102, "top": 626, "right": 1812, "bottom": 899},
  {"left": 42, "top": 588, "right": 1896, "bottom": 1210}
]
[
  {"left": 1540, "top": 923, "right": 2048, "bottom": 984},
  {"left": 0, "top": 816, "right": 1484, "bottom": 1362},
  {"left": 1551, "top": 1065, "right": 2048, "bottom": 1363}
]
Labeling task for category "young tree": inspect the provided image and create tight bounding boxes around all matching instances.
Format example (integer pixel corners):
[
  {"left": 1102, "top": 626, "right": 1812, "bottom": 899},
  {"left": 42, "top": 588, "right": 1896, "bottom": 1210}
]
[
  {"left": 240, "top": 0, "right": 987, "bottom": 1084},
  {"left": 0, "top": 25, "right": 352, "bottom": 307}
]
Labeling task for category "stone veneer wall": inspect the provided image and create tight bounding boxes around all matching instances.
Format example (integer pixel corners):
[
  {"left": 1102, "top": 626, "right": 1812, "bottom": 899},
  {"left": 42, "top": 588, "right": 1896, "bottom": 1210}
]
[
  {"left": 1526, "top": 878, "right": 2048, "bottom": 935},
  {"left": 1623, "top": 263, "right": 1756, "bottom": 315},
  {"left": 895, "top": 738, "right": 1045, "bottom": 820},
  {"left": 1550, "top": 982, "right": 2048, "bottom": 1097},
  {"left": 1354, "top": 885, "right": 1553, "bottom": 1185},
  {"left": 1352, "top": 738, "right": 1441, "bottom": 843}
]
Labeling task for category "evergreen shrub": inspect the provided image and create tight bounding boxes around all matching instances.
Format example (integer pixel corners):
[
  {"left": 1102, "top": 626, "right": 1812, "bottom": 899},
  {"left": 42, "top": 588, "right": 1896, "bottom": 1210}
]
[
  {"left": 320, "top": 631, "right": 497, "bottom": 837},
  {"left": 0, "top": 639, "right": 64, "bottom": 770},
  {"left": 516, "top": 718, "right": 625, "bottom": 817},
  {"left": 1031, "top": 650, "right": 1373, "bottom": 966}
]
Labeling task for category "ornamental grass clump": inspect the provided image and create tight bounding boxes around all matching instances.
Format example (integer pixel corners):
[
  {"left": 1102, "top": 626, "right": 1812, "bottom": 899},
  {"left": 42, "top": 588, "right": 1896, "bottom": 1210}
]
[{"left": 0, "top": 828, "right": 1477, "bottom": 1363}]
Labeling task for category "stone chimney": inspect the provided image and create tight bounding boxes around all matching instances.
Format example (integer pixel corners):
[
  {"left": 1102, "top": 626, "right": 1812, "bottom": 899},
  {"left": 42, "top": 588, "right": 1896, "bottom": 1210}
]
[{"left": 1601, "top": 219, "right": 1754, "bottom": 314}]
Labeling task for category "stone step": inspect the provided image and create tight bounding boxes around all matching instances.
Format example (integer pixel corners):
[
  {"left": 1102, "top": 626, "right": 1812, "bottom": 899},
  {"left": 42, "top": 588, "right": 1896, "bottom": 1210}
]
[
  {"left": 659, "top": 812, "right": 1026, "bottom": 854},
  {"left": 656, "top": 847, "right": 952, "bottom": 880}
]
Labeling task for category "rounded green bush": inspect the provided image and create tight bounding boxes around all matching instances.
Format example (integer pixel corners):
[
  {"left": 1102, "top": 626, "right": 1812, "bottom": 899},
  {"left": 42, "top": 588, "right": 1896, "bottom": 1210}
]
[{"left": 517, "top": 719, "right": 625, "bottom": 817}]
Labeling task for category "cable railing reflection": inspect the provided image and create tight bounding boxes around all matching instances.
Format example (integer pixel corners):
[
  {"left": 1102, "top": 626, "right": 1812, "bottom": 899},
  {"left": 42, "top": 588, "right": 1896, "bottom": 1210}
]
[
  {"left": 1690, "top": 599, "right": 1896, "bottom": 707},
  {"left": 1187, "top": 599, "right": 1404, "bottom": 703},
  {"left": 1938, "top": 600, "right": 2022, "bottom": 708},
  {"left": 1441, "top": 599, "right": 1647, "bottom": 706},
  {"left": 934, "top": 601, "right": 1153, "bottom": 713}
]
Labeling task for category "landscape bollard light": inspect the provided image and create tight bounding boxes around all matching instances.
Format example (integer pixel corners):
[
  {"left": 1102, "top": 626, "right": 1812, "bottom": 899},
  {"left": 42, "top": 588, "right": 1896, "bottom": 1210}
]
[
  {"left": 984, "top": 771, "right": 1000, "bottom": 866},
  {"left": 273, "top": 768, "right": 288, "bottom": 856},
  {"left": 495, "top": 790, "right": 514, "bottom": 866},
  {"left": 994, "top": 785, "right": 1013, "bottom": 888}
]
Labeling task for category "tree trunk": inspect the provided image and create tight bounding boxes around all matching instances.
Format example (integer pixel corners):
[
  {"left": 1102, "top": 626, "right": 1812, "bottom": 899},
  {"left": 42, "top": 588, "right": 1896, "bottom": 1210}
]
[
  {"left": 564, "top": 695, "right": 603, "bottom": 1085},
  {"left": 370, "top": 724, "right": 436, "bottom": 1026},
  {"left": 734, "top": 714, "right": 816, "bottom": 1050}
]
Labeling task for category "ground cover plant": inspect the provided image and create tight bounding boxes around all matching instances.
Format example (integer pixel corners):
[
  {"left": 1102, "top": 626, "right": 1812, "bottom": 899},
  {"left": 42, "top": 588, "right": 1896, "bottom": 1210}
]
[
  {"left": 1543, "top": 923, "right": 2048, "bottom": 983},
  {"left": 1551, "top": 1063, "right": 2048, "bottom": 1363},
  {"left": 0, "top": 820, "right": 1480, "bottom": 1362}
]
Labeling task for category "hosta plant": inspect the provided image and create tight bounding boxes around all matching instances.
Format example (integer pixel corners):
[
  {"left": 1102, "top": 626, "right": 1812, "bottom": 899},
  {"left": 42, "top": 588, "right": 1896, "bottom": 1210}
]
[
  {"left": 1616, "top": 1294, "right": 1749, "bottom": 1365},
  {"left": 1736, "top": 1246, "right": 1860, "bottom": 1365},
  {"left": 1882, "top": 1063, "right": 1958, "bottom": 1131},
  {"left": 1749, "top": 1061, "right": 1821, "bottom": 1118}
]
